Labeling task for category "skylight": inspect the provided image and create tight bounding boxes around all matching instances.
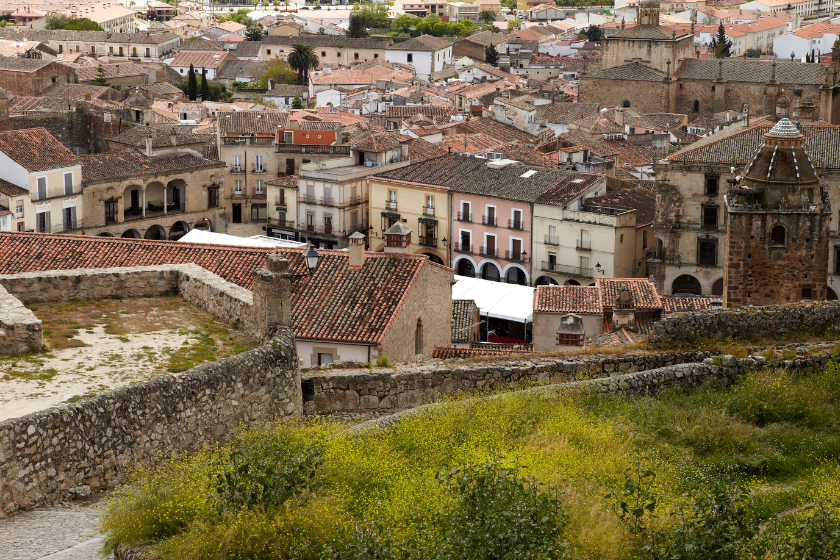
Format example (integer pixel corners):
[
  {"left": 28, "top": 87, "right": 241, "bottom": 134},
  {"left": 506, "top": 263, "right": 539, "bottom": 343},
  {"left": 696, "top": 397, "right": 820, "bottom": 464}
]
[{"left": 520, "top": 170, "right": 537, "bottom": 178}]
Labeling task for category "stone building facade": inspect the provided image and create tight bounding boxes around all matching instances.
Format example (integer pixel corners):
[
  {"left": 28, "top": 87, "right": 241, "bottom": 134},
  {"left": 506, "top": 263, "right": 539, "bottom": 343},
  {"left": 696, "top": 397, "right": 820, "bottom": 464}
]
[{"left": 723, "top": 119, "right": 831, "bottom": 307}]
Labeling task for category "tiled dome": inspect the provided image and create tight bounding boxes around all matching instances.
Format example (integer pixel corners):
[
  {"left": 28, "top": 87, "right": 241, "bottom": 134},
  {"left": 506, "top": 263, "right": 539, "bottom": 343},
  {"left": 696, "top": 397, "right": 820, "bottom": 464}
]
[{"left": 767, "top": 118, "right": 801, "bottom": 137}]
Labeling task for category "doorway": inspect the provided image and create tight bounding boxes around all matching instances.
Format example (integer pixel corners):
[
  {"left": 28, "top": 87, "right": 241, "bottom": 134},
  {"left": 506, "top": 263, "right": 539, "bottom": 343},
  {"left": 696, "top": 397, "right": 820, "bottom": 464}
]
[{"left": 232, "top": 203, "right": 242, "bottom": 223}]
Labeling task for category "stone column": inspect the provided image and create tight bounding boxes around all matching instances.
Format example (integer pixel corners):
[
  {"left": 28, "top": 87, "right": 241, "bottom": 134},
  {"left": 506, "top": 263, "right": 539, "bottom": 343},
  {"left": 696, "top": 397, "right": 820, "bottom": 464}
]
[
  {"left": 252, "top": 254, "right": 292, "bottom": 342},
  {"left": 141, "top": 186, "right": 146, "bottom": 218},
  {"left": 163, "top": 185, "right": 168, "bottom": 214}
]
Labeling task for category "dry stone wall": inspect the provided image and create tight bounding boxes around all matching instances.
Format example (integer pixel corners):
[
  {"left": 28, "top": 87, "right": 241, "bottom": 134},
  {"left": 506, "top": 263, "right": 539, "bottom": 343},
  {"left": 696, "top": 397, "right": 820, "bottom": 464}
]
[
  {"left": 302, "top": 351, "right": 714, "bottom": 414},
  {"left": 0, "top": 328, "right": 301, "bottom": 516},
  {"left": 651, "top": 301, "right": 840, "bottom": 343},
  {"left": 0, "top": 284, "right": 42, "bottom": 355}
]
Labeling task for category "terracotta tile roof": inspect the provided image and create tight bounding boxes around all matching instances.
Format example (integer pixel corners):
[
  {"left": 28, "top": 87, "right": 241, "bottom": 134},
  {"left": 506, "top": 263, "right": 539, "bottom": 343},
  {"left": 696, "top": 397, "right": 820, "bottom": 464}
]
[
  {"left": 176, "top": 38, "right": 226, "bottom": 51},
  {"left": 457, "top": 30, "right": 507, "bottom": 48},
  {"left": 597, "top": 278, "right": 662, "bottom": 310},
  {"left": 349, "top": 130, "right": 404, "bottom": 152},
  {"left": 74, "top": 62, "right": 148, "bottom": 81},
  {"left": 140, "top": 82, "right": 186, "bottom": 98},
  {"left": 0, "top": 128, "right": 78, "bottom": 172},
  {"left": 676, "top": 58, "right": 825, "bottom": 85},
  {"left": 458, "top": 116, "right": 540, "bottom": 145},
  {"left": 0, "top": 232, "right": 441, "bottom": 346},
  {"left": 534, "top": 172, "right": 604, "bottom": 206},
  {"left": 262, "top": 35, "right": 389, "bottom": 50},
  {"left": 585, "top": 184, "right": 654, "bottom": 226},
  {"left": 608, "top": 25, "right": 675, "bottom": 40},
  {"left": 9, "top": 96, "right": 47, "bottom": 113},
  {"left": 40, "top": 81, "right": 117, "bottom": 103},
  {"left": 452, "top": 299, "right": 477, "bottom": 343},
  {"left": 492, "top": 141, "right": 559, "bottom": 167},
  {"left": 0, "top": 28, "right": 179, "bottom": 45},
  {"left": 231, "top": 41, "right": 262, "bottom": 58},
  {"left": 313, "top": 69, "right": 413, "bottom": 86},
  {"left": 80, "top": 150, "right": 221, "bottom": 183},
  {"left": 218, "top": 110, "right": 289, "bottom": 135},
  {"left": 431, "top": 346, "right": 534, "bottom": 359},
  {"left": 0, "top": 178, "right": 27, "bottom": 196},
  {"left": 406, "top": 137, "right": 449, "bottom": 163},
  {"left": 216, "top": 60, "right": 268, "bottom": 80},
  {"left": 589, "top": 62, "right": 668, "bottom": 82},
  {"left": 0, "top": 56, "right": 53, "bottom": 71},
  {"left": 438, "top": 133, "right": 502, "bottom": 153},
  {"left": 661, "top": 294, "right": 712, "bottom": 314},
  {"left": 170, "top": 50, "right": 234, "bottom": 69},
  {"left": 386, "top": 105, "right": 460, "bottom": 119},
  {"left": 266, "top": 83, "right": 309, "bottom": 97},
  {"left": 534, "top": 285, "right": 602, "bottom": 313},
  {"left": 388, "top": 34, "right": 457, "bottom": 51},
  {"left": 536, "top": 101, "right": 601, "bottom": 124},
  {"left": 107, "top": 125, "right": 208, "bottom": 149}
]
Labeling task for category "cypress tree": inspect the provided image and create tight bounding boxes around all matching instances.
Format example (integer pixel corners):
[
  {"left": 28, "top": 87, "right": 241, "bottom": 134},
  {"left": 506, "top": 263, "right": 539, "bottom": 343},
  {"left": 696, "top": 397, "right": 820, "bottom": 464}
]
[
  {"left": 200, "top": 68, "right": 210, "bottom": 101},
  {"left": 187, "top": 64, "right": 197, "bottom": 101}
]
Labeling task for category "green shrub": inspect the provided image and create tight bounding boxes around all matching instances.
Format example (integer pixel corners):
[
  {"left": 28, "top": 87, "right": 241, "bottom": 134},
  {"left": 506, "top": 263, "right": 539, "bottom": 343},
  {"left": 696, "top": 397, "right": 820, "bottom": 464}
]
[{"left": 375, "top": 355, "right": 390, "bottom": 367}]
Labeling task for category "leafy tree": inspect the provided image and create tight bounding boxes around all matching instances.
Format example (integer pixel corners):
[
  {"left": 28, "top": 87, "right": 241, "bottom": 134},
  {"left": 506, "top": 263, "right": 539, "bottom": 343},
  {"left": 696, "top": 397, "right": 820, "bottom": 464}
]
[
  {"left": 245, "top": 24, "right": 263, "bottom": 41},
  {"left": 221, "top": 8, "right": 253, "bottom": 23},
  {"left": 256, "top": 56, "right": 298, "bottom": 88},
  {"left": 743, "top": 47, "right": 762, "bottom": 58},
  {"left": 485, "top": 43, "right": 499, "bottom": 66},
  {"left": 710, "top": 22, "right": 732, "bottom": 58},
  {"left": 230, "top": 80, "right": 249, "bottom": 89},
  {"left": 287, "top": 43, "right": 319, "bottom": 85},
  {"left": 347, "top": 13, "right": 369, "bottom": 38},
  {"left": 187, "top": 64, "right": 197, "bottom": 101},
  {"left": 291, "top": 96, "right": 303, "bottom": 109},
  {"left": 200, "top": 68, "right": 210, "bottom": 101},
  {"left": 500, "top": 0, "right": 517, "bottom": 9},
  {"left": 479, "top": 9, "right": 496, "bottom": 24},
  {"left": 92, "top": 64, "right": 109, "bottom": 87},
  {"left": 424, "top": 13, "right": 441, "bottom": 24},
  {"left": 45, "top": 15, "right": 103, "bottom": 31},
  {"left": 318, "top": 26, "right": 326, "bottom": 34},
  {"left": 393, "top": 14, "right": 415, "bottom": 33},
  {"left": 507, "top": 19, "right": 522, "bottom": 32},
  {"left": 351, "top": 2, "right": 389, "bottom": 28},
  {"left": 584, "top": 24, "right": 602, "bottom": 42}
]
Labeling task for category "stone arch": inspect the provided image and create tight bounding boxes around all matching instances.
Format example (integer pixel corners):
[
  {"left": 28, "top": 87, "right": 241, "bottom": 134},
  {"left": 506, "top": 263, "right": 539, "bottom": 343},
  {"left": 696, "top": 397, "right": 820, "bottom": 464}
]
[
  {"left": 479, "top": 260, "right": 501, "bottom": 282},
  {"left": 419, "top": 252, "right": 444, "bottom": 265},
  {"left": 97, "top": 232, "right": 115, "bottom": 237},
  {"left": 121, "top": 228, "right": 140, "bottom": 238},
  {"left": 712, "top": 277, "right": 723, "bottom": 296},
  {"left": 166, "top": 178, "right": 187, "bottom": 211},
  {"left": 564, "top": 279, "right": 580, "bottom": 286},
  {"left": 454, "top": 255, "right": 477, "bottom": 277},
  {"left": 143, "top": 224, "right": 166, "bottom": 240},
  {"left": 672, "top": 274, "right": 701, "bottom": 295},
  {"left": 145, "top": 181, "right": 165, "bottom": 215},
  {"left": 122, "top": 184, "right": 143, "bottom": 220},
  {"left": 534, "top": 275, "right": 558, "bottom": 286},
  {"left": 622, "top": 100, "right": 630, "bottom": 108},
  {"left": 193, "top": 218, "right": 212, "bottom": 231},
  {"left": 169, "top": 220, "right": 190, "bottom": 240},
  {"left": 770, "top": 224, "right": 786, "bottom": 245},
  {"left": 502, "top": 263, "right": 529, "bottom": 286}
]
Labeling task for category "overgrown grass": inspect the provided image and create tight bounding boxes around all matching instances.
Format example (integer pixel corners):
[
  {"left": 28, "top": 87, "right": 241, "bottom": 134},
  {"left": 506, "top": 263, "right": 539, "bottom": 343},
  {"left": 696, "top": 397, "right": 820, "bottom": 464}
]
[{"left": 101, "top": 364, "right": 840, "bottom": 559}]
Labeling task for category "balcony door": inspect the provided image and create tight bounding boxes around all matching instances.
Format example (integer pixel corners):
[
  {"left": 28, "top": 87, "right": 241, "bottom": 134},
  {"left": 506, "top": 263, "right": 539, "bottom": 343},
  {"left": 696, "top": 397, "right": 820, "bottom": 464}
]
[
  {"left": 486, "top": 205, "right": 496, "bottom": 226},
  {"left": 511, "top": 238, "right": 522, "bottom": 261},
  {"left": 460, "top": 230, "right": 471, "bottom": 251}
]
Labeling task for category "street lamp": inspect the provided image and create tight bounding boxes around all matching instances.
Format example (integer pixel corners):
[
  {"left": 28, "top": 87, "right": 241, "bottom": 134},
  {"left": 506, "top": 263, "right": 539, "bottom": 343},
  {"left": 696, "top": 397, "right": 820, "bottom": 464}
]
[
  {"left": 595, "top": 262, "right": 605, "bottom": 275},
  {"left": 290, "top": 244, "right": 321, "bottom": 281}
]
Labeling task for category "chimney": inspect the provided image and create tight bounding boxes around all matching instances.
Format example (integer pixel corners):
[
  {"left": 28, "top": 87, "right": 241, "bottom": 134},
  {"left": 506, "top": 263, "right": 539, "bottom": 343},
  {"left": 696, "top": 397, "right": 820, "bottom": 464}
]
[
  {"left": 383, "top": 222, "right": 412, "bottom": 254},
  {"left": 348, "top": 231, "right": 365, "bottom": 270},
  {"left": 170, "top": 129, "right": 177, "bottom": 147},
  {"left": 252, "top": 254, "right": 292, "bottom": 343},
  {"left": 615, "top": 107, "right": 624, "bottom": 126},
  {"left": 145, "top": 133, "right": 153, "bottom": 156},
  {"left": 611, "top": 285, "right": 636, "bottom": 330},
  {"left": 84, "top": 91, "right": 91, "bottom": 100}
]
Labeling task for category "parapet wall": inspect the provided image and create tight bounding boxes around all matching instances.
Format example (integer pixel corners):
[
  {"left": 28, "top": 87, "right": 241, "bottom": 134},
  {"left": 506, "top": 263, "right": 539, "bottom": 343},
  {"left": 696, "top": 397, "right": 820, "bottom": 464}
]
[
  {"left": 302, "top": 351, "right": 714, "bottom": 414},
  {"left": 0, "top": 265, "right": 259, "bottom": 342},
  {"left": 0, "top": 328, "right": 301, "bottom": 516},
  {"left": 651, "top": 301, "right": 840, "bottom": 343},
  {"left": 0, "top": 283, "right": 42, "bottom": 355}
]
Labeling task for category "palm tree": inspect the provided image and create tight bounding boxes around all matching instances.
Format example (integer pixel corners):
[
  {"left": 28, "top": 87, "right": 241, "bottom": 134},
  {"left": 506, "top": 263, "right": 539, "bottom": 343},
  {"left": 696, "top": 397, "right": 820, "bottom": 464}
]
[
  {"left": 288, "top": 43, "right": 319, "bottom": 85},
  {"left": 479, "top": 10, "right": 496, "bottom": 24}
]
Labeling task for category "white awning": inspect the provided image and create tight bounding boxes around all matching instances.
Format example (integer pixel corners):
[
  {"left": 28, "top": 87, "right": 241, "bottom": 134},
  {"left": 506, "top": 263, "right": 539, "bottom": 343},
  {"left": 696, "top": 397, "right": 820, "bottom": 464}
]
[
  {"left": 179, "top": 229, "right": 307, "bottom": 248},
  {"left": 452, "top": 275, "right": 534, "bottom": 323}
]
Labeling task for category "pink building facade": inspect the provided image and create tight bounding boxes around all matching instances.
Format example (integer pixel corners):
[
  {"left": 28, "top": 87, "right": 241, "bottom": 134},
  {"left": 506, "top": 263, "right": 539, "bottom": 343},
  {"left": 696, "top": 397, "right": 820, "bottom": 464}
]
[{"left": 450, "top": 192, "right": 531, "bottom": 285}]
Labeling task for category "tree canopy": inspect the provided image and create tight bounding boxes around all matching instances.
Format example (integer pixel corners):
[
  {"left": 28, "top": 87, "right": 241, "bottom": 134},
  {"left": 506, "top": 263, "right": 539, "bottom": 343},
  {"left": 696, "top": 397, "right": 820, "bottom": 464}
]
[
  {"left": 393, "top": 14, "right": 415, "bottom": 34},
  {"left": 256, "top": 56, "right": 298, "bottom": 88},
  {"left": 200, "top": 68, "right": 211, "bottom": 101},
  {"left": 710, "top": 23, "right": 732, "bottom": 58},
  {"left": 245, "top": 24, "right": 264, "bottom": 41},
  {"left": 584, "top": 24, "right": 602, "bottom": 42},
  {"left": 347, "top": 13, "right": 369, "bottom": 38},
  {"left": 485, "top": 44, "right": 499, "bottom": 66},
  {"left": 220, "top": 8, "right": 253, "bottom": 23},
  {"left": 507, "top": 19, "right": 522, "bottom": 32},
  {"left": 351, "top": 2, "right": 389, "bottom": 28},
  {"left": 45, "top": 15, "right": 103, "bottom": 31},
  {"left": 287, "top": 44, "right": 320, "bottom": 86},
  {"left": 92, "top": 65, "right": 109, "bottom": 87},
  {"left": 187, "top": 64, "right": 198, "bottom": 101},
  {"left": 479, "top": 10, "right": 496, "bottom": 24}
]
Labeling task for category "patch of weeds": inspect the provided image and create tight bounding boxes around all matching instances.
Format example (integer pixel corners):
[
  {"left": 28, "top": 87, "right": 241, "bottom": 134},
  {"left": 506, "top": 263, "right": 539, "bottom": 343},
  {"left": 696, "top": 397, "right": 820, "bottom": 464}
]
[
  {"left": 120, "top": 311, "right": 130, "bottom": 315},
  {"left": 110, "top": 295, "right": 124, "bottom": 301},
  {"left": 118, "top": 336, "right": 130, "bottom": 343}
]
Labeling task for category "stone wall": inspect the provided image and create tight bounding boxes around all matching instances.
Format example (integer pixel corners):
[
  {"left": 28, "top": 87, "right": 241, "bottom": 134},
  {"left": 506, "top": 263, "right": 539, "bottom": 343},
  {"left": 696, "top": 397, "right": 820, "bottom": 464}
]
[
  {"left": 0, "top": 327, "right": 301, "bottom": 516},
  {"left": 0, "top": 283, "right": 42, "bottom": 355},
  {"left": 0, "top": 265, "right": 263, "bottom": 342},
  {"left": 651, "top": 300, "right": 840, "bottom": 342},
  {"left": 302, "top": 351, "right": 713, "bottom": 414}
]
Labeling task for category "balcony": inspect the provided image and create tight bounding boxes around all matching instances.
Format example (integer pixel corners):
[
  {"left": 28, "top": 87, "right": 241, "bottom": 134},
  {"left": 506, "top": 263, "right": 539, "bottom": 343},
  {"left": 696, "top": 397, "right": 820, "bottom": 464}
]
[
  {"left": 508, "top": 219, "right": 524, "bottom": 231},
  {"left": 275, "top": 144, "right": 351, "bottom": 155},
  {"left": 453, "top": 242, "right": 472, "bottom": 253},
  {"left": 222, "top": 137, "right": 274, "bottom": 146},
  {"left": 576, "top": 240, "right": 591, "bottom": 251},
  {"left": 544, "top": 234, "right": 559, "bottom": 246},
  {"left": 482, "top": 215, "right": 497, "bottom": 226},
  {"left": 646, "top": 248, "right": 665, "bottom": 261},
  {"left": 299, "top": 223, "right": 338, "bottom": 236},
  {"left": 479, "top": 246, "right": 498, "bottom": 257},
  {"left": 419, "top": 235, "right": 437, "bottom": 247},
  {"left": 31, "top": 184, "right": 82, "bottom": 202},
  {"left": 456, "top": 211, "right": 472, "bottom": 222},
  {"left": 384, "top": 200, "right": 398, "bottom": 211},
  {"left": 505, "top": 250, "right": 528, "bottom": 262},
  {"left": 251, "top": 166, "right": 267, "bottom": 174},
  {"left": 56, "top": 219, "right": 84, "bottom": 233},
  {"left": 230, "top": 166, "right": 245, "bottom": 174},
  {"left": 422, "top": 206, "right": 435, "bottom": 217},
  {"left": 541, "top": 261, "right": 593, "bottom": 278},
  {"left": 275, "top": 197, "right": 287, "bottom": 207},
  {"left": 267, "top": 217, "right": 296, "bottom": 230},
  {"left": 15, "top": 211, "right": 23, "bottom": 219}
]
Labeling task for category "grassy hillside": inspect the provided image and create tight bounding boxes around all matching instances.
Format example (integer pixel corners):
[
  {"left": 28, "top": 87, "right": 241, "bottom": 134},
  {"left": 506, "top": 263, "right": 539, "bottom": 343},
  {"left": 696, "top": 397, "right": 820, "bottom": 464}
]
[{"left": 101, "top": 363, "right": 840, "bottom": 559}]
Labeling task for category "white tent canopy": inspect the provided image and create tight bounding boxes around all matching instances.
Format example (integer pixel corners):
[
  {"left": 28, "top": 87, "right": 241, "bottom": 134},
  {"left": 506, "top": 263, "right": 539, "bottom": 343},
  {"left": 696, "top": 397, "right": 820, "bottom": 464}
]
[
  {"left": 179, "top": 229, "right": 307, "bottom": 248},
  {"left": 452, "top": 275, "right": 535, "bottom": 323}
]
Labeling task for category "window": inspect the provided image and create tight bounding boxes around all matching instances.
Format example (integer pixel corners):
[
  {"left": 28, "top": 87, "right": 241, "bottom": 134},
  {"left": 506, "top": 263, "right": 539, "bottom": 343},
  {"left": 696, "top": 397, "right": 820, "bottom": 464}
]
[
  {"left": 321, "top": 51, "right": 326, "bottom": 56},
  {"left": 407, "top": 53, "right": 413, "bottom": 63},
  {"left": 255, "top": 180, "right": 263, "bottom": 195},
  {"left": 643, "top": 231, "right": 647, "bottom": 249},
  {"left": 350, "top": 186, "right": 357, "bottom": 204},
  {"left": 105, "top": 201, "right": 117, "bottom": 223},
  {"left": 374, "top": 53, "right": 379, "bottom": 58},
  {"left": 460, "top": 201, "right": 471, "bottom": 221},
  {"left": 802, "top": 287, "right": 812, "bottom": 300},
  {"left": 622, "top": 100, "right": 630, "bottom": 108},
  {"left": 15, "top": 200, "right": 23, "bottom": 218},
  {"left": 484, "top": 234, "right": 496, "bottom": 256},
  {"left": 705, "top": 174, "right": 719, "bottom": 196},
  {"left": 36, "top": 177, "right": 46, "bottom": 200},
  {"left": 580, "top": 255, "right": 589, "bottom": 274},
  {"left": 425, "top": 195, "right": 434, "bottom": 216},
  {"left": 233, "top": 155, "right": 242, "bottom": 172},
  {"left": 702, "top": 206, "right": 718, "bottom": 229},
  {"left": 698, "top": 239, "right": 717, "bottom": 265},
  {"left": 354, "top": 52, "right": 359, "bottom": 60},
  {"left": 208, "top": 186, "right": 219, "bottom": 208},
  {"left": 255, "top": 155, "right": 263, "bottom": 172},
  {"left": 324, "top": 214, "right": 333, "bottom": 233},
  {"left": 557, "top": 332, "right": 584, "bottom": 346},
  {"left": 351, "top": 211, "right": 358, "bottom": 228},
  {"left": 267, "top": 49, "right": 272, "bottom": 55},
  {"left": 415, "top": 318, "right": 423, "bottom": 355},
  {"left": 387, "top": 189, "right": 397, "bottom": 210},
  {"left": 145, "top": 48, "right": 150, "bottom": 57},
  {"left": 771, "top": 225, "right": 786, "bottom": 245},
  {"left": 35, "top": 211, "right": 49, "bottom": 233},
  {"left": 511, "top": 209, "right": 522, "bottom": 230},
  {"left": 318, "top": 353, "right": 333, "bottom": 365},
  {"left": 460, "top": 230, "right": 471, "bottom": 251},
  {"left": 306, "top": 212, "right": 315, "bottom": 230},
  {"left": 63, "top": 207, "right": 76, "bottom": 231},
  {"left": 235, "top": 180, "right": 243, "bottom": 195},
  {"left": 620, "top": 233, "right": 624, "bottom": 243},
  {"left": 693, "top": 99, "right": 699, "bottom": 112}
]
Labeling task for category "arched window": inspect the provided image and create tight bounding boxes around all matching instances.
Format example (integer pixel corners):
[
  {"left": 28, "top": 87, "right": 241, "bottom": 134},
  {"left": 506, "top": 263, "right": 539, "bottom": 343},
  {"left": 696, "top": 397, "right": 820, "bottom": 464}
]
[
  {"left": 415, "top": 318, "right": 423, "bottom": 356},
  {"left": 771, "top": 225, "right": 786, "bottom": 245},
  {"left": 622, "top": 100, "right": 630, "bottom": 108},
  {"left": 693, "top": 99, "right": 699, "bottom": 112}
]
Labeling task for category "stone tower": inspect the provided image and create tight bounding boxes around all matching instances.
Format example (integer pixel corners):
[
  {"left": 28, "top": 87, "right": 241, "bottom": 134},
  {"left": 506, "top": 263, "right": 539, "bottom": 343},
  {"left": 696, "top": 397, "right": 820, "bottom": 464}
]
[{"left": 723, "top": 118, "right": 830, "bottom": 307}]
